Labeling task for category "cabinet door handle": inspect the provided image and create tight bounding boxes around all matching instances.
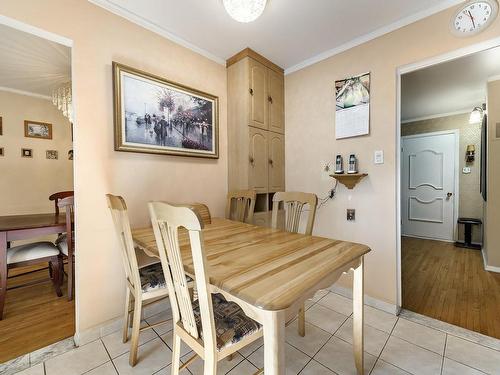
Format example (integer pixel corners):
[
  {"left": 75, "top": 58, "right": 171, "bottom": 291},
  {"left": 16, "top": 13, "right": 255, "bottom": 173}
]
[
  {"left": 249, "top": 88, "right": 254, "bottom": 96},
  {"left": 268, "top": 158, "right": 273, "bottom": 166},
  {"left": 268, "top": 95, "right": 273, "bottom": 104},
  {"left": 249, "top": 156, "right": 254, "bottom": 165}
]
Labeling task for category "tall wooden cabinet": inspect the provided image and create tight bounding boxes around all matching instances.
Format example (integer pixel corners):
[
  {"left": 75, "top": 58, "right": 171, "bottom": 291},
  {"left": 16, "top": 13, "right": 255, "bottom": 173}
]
[{"left": 227, "top": 48, "right": 285, "bottom": 227}]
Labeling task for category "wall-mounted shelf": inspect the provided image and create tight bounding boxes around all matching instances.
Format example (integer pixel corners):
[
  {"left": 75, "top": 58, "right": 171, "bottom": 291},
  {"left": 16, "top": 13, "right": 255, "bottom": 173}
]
[{"left": 330, "top": 173, "right": 368, "bottom": 190}]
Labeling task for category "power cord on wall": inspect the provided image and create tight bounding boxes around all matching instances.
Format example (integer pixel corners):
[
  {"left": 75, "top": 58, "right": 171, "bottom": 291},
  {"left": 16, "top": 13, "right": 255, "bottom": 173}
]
[{"left": 317, "top": 179, "right": 338, "bottom": 210}]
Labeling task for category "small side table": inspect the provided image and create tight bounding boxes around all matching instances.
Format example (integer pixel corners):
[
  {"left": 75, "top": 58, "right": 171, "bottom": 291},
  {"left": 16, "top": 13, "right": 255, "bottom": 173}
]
[{"left": 456, "top": 218, "right": 482, "bottom": 250}]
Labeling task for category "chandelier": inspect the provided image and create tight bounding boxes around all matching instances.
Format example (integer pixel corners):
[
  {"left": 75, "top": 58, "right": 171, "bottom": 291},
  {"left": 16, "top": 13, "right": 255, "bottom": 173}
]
[
  {"left": 52, "top": 82, "right": 73, "bottom": 123},
  {"left": 223, "top": 0, "right": 267, "bottom": 23}
]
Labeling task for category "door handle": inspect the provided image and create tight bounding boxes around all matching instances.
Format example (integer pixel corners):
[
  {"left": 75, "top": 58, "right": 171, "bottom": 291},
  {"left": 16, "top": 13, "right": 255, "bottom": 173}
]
[
  {"left": 446, "top": 192, "right": 453, "bottom": 199},
  {"left": 249, "top": 156, "right": 254, "bottom": 165}
]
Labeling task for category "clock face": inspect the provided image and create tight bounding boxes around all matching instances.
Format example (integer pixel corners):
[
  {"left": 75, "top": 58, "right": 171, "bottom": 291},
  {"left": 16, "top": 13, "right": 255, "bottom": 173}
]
[{"left": 452, "top": 0, "right": 498, "bottom": 35}]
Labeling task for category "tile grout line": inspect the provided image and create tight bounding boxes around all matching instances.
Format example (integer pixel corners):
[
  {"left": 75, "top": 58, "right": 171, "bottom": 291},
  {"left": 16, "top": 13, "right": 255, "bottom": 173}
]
[
  {"left": 440, "top": 334, "right": 448, "bottom": 375},
  {"left": 368, "top": 315, "right": 399, "bottom": 375},
  {"left": 99, "top": 338, "right": 120, "bottom": 375}
]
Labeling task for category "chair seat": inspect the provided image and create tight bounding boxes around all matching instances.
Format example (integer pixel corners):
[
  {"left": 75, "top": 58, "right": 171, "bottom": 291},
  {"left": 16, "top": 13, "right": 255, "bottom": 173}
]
[
  {"left": 139, "top": 262, "right": 168, "bottom": 293},
  {"left": 56, "top": 233, "right": 74, "bottom": 256},
  {"left": 193, "top": 293, "right": 262, "bottom": 351},
  {"left": 7, "top": 242, "right": 59, "bottom": 264}
]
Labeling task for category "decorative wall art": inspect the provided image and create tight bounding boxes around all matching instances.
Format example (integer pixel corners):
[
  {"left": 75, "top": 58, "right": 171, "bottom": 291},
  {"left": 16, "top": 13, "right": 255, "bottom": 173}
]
[
  {"left": 0, "top": 147, "right": 3, "bottom": 156},
  {"left": 113, "top": 62, "right": 219, "bottom": 158},
  {"left": 21, "top": 148, "right": 33, "bottom": 158},
  {"left": 0, "top": 117, "right": 3, "bottom": 135},
  {"left": 24, "top": 120, "right": 53, "bottom": 140},
  {"left": 46, "top": 150, "right": 58, "bottom": 159},
  {"left": 335, "top": 72, "right": 370, "bottom": 139}
]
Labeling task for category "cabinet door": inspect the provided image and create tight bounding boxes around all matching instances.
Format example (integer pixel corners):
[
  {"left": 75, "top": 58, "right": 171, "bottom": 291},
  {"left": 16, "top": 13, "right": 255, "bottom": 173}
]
[
  {"left": 253, "top": 212, "right": 270, "bottom": 227},
  {"left": 249, "top": 59, "right": 268, "bottom": 130},
  {"left": 268, "top": 69, "right": 284, "bottom": 134},
  {"left": 268, "top": 132, "right": 285, "bottom": 191},
  {"left": 249, "top": 127, "right": 269, "bottom": 192}
]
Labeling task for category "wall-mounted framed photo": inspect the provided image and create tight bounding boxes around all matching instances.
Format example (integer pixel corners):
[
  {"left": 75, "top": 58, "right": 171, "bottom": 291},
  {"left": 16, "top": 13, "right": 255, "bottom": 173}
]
[
  {"left": 0, "top": 147, "right": 4, "bottom": 156},
  {"left": 46, "top": 150, "right": 58, "bottom": 159},
  {"left": 21, "top": 148, "right": 33, "bottom": 158},
  {"left": 113, "top": 62, "right": 219, "bottom": 159},
  {"left": 24, "top": 120, "right": 52, "bottom": 140},
  {"left": 0, "top": 117, "right": 3, "bottom": 135}
]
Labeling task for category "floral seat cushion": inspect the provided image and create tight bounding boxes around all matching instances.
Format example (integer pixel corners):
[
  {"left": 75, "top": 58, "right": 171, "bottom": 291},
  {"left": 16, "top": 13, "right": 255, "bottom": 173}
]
[
  {"left": 139, "top": 262, "right": 193, "bottom": 293},
  {"left": 193, "top": 293, "right": 262, "bottom": 351}
]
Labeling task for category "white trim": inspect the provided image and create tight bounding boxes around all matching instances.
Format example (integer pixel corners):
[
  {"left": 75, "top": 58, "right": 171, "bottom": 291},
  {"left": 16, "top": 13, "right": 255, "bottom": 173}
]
[
  {"left": 87, "top": 0, "right": 226, "bottom": 66},
  {"left": 329, "top": 285, "right": 399, "bottom": 315},
  {"left": 285, "top": 0, "right": 464, "bottom": 75},
  {"left": 0, "top": 14, "right": 73, "bottom": 47},
  {"left": 487, "top": 74, "right": 500, "bottom": 82},
  {"left": 0, "top": 86, "right": 52, "bottom": 100},
  {"left": 396, "top": 35, "right": 500, "bottom": 310},
  {"left": 402, "top": 109, "right": 471, "bottom": 124},
  {"left": 401, "top": 234, "right": 455, "bottom": 243},
  {"left": 482, "top": 248, "right": 500, "bottom": 273}
]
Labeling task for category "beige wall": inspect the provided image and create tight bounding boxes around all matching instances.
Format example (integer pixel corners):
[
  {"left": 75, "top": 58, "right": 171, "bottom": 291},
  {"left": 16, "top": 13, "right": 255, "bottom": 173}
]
[
  {"left": 0, "top": 90, "right": 73, "bottom": 216},
  {"left": 0, "top": 0, "right": 228, "bottom": 333},
  {"left": 402, "top": 113, "right": 483, "bottom": 243},
  {"left": 286, "top": 8, "right": 500, "bottom": 305},
  {"left": 485, "top": 80, "right": 500, "bottom": 267}
]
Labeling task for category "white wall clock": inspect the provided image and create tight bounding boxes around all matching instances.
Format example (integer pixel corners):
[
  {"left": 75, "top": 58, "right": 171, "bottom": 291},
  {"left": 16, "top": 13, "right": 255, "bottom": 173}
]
[{"left": 450, "top": 0, "right": 498, "bottom": 36}]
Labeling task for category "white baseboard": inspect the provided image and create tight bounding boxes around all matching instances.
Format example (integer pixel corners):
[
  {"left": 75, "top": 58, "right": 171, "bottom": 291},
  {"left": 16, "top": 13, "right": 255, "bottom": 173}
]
[
  {"left": 329, "top": 285, "right": 398, "bottom": 315},
  {"left": 482, "top": 248, "right": 500, "bottom": 273}
]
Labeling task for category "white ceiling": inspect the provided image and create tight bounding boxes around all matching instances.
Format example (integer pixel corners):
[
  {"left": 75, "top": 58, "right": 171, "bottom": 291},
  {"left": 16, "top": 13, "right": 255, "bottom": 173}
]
[
  {"left": 401, "top": 46, "right": 500, "bottom": 122},
  {"left": 90, "top": 0, "right": 463, "bottom": 73},
  {"left": 0, "top": 24, "right": 71, "bottom": 98}
]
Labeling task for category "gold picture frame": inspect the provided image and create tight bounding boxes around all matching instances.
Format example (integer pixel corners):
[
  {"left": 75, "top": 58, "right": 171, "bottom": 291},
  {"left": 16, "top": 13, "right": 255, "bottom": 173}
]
[
  {"left": 113, "top": 62, "right": 219, "bottom": 159},
  {"left": 24, "top": 120, "right": 53, "bottom": 140}
]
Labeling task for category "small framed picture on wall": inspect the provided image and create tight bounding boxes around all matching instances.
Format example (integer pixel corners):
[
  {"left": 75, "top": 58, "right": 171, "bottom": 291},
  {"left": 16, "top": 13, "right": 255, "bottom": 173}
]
[
  {"left": 21, "top": 148, "right": 33, "bottom": 158},
  {"left": 24, "top": 120, "right": 52, "bottom": 140},
  {"left": 0, "top": 116, "right": 3, "bottom": 135},
  {"left": 0, "top": 147, "right": 4, "bottom": 156},
  {"left": 46, "top": 150, "right": 58, "bottom": 159}
]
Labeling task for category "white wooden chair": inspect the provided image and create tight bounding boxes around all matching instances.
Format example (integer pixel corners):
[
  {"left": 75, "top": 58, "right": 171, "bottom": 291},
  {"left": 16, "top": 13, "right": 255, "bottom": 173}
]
[
  {"left": 225, "top": 190, "right": 256, "bottom": 223},
  {"left": 106, "top": 194, "right": 171, "bottom": 366},
  {"left": 148, "top": 202, "right": 264, "bottom": 375},
  {"left": 271, "top": 191, "right": 318, "bottom": 337}
]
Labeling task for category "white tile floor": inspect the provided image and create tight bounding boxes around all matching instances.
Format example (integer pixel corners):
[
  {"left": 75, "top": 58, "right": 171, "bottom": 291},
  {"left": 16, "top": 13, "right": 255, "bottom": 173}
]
[{"left": 6, "top": 290, "right": 500, "bottom": 375}]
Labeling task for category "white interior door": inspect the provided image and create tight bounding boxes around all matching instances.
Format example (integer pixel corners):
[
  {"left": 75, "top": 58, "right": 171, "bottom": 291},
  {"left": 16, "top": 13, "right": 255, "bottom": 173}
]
[{"left": 401, "top": 131, "right": 457, "bottom": 241}]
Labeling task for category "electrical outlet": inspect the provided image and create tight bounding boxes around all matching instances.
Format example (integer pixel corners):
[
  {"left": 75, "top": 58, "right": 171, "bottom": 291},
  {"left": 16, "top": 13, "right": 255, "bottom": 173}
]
[
  {"left": 321, "top": 161, "right": 334, "bottom": 181},
  {"left": 347, "top": 209, "right": 355, "bottom": 221},
  {"left": 462, "top": 167, "right": 471, "bottom": 174}
]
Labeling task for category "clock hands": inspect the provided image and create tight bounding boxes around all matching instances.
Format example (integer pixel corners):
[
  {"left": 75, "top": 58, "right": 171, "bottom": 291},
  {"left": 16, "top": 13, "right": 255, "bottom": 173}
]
[{"left": 467, "top": 10, "right": 477, "bottom": 28}]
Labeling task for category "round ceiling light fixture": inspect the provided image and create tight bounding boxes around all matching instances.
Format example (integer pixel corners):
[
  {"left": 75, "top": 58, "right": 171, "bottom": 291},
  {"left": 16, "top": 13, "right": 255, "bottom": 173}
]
[{"left": 223, "top": 0, "right": 267, "bottom": 23}]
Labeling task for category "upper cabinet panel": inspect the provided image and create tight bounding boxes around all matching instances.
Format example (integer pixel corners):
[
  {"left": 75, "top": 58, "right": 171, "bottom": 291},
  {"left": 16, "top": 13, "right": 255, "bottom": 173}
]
[
  {"left": 268, "top": 69, "right": 284, "bottom": 134},
  {"left": 249, "top": 59, "right": 268, "bottom": 130}
]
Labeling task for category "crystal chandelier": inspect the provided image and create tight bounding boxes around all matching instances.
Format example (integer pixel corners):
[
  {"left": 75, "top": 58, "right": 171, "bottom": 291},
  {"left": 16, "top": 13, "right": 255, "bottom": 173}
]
[
  {"left": 52, "top": 82, "right": 73, "bottom": 123},
  {"left": 223, "top": 0, "right": 267, "bottom": 23}
]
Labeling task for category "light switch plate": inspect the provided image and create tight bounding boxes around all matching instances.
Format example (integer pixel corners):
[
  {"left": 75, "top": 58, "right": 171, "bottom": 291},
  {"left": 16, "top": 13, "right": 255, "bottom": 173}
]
[{"left": 374, "top": 150, "right": 384, "bottom": 164}]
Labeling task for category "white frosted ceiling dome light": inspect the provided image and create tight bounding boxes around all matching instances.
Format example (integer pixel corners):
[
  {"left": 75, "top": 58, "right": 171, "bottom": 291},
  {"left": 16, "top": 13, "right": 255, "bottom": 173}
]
[{"left": 223, "top": 0, "right": 267, "bottom": 23}]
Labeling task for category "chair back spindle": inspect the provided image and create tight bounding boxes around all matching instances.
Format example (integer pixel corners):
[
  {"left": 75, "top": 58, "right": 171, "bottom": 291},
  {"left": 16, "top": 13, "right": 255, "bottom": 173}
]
[
  {"left": 225, "top": 190, "right": 256, "bottom": 223},
  {"left": 272, "top": 192, "right": 318, "bottom": 235},
  {"left": 149, "top": 202, "right": 217, "bottom": 348}
]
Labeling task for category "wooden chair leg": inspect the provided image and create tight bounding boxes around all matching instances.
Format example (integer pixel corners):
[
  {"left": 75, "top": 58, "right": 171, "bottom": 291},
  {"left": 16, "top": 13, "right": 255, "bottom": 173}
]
[
  {"left": 67, "top": 254, "right": 74, "bottom": 301},
  {"left": 50, "top": 260, "right": 63, "bottom": 297},
  {"left": 129, "top": 296, "right": 142, "bottom": 366},
  {"left": 123, "top": 289, "right": 132, "bottom": 343},
  {"left": 171, "top": 330, "right": 181, "bottom": 375},
  {"left": 298, "top": 304, "right": 305, "bottom": 337},
  {"left": 58, "top": 255, "right": 64, "bottom": 287},
  {"left": 204, "top": 352, "right": 217, "bottom": 375}
]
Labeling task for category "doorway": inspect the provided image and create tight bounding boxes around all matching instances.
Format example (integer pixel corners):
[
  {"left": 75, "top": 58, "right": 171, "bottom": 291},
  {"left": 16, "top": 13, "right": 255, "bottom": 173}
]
[
  {"left": 397, "top": 43, "right": 500, "bottom": 339},
  {"left": 0, "top": 21, "right": 75, "bottom": 361}
]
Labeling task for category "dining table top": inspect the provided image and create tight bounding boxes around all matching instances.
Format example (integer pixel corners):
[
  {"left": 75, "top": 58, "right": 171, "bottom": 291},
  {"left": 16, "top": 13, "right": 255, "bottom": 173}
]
[
  {"left": 0, "top": 213, "right": 68, "bottom": 232},
  {"left": 132, "top": 217, "right": 370, "bottom": 311}
]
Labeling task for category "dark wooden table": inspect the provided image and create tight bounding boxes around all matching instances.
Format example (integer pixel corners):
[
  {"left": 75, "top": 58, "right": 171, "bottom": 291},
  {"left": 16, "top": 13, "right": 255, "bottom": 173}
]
[{"left": 0, "top": 213, "right": 68, "bottom": 319}]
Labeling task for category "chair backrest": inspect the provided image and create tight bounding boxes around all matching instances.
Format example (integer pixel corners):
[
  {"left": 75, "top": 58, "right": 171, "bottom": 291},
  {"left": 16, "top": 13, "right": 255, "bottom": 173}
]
[
  {"left": 271, "top": 191, "right": 318, "bottom": 235},
  {"left": 225, "top": 190, "right": 256, "bottom": 223},
  {"left": 58, "top": 196, "right": 75, "bottom": 254},
  {"left": 148, "top": 201, "right": 216, "bottom": 349},
  {"left": 50, "top": 191, "right": 74, "bottom": 216},
  {"left": 106, "top": 194, "right": 142, "bottom": 295}
]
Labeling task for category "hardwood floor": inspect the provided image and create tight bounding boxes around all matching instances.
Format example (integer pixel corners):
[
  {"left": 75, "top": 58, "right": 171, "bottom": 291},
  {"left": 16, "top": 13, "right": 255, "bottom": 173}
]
[
  {"left": 402, "top": 236, "right": 500, "bottom": 339},
  {"left": 0, "top": 263, "right": 75, "bottom": 363}
]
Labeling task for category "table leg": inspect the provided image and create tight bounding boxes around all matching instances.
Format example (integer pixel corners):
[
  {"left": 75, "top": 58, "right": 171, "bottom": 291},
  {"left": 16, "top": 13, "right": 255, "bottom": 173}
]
[
  {"left": 263, "top": 310, "right": 285, "bottom": 375},
  {"left": 353, "top": 256, "right": 364, "bottom": 374},
  {"left": 0, "top": 232, "right": 7, "bottom": 320}
]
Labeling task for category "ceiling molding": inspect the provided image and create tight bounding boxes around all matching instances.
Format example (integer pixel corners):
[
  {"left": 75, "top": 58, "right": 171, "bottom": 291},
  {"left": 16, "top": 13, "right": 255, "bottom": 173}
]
[
  {"left": 402, "top": 108, "right": 472, "bottom": 124},
  {"left": 87, "top": 0, "right": 226, "bottom": 66},
  {"left": 284, "top": 0, "right": 464, "bottom": 75},
  {"left": 0, "top": 86, "right": 52, "bottom": 100}
]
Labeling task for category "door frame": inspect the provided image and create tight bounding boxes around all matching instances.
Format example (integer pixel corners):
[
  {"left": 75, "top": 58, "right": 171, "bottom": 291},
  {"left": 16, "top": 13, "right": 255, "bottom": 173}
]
[
  {"left": 395, "top": 35, "right": 500, "bottom": 310},
  {"left": 401, "top": 129, "right": 460, "bottom": 242}
]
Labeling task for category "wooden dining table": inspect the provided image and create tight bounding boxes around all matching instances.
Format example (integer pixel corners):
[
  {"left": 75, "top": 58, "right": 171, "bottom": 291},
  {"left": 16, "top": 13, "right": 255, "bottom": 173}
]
[
  {"left": 132, "top": 217, "right": 370, "bottom": 375},
  {"left": 0, "top": 213, "right": 69, "bottom": 320}
]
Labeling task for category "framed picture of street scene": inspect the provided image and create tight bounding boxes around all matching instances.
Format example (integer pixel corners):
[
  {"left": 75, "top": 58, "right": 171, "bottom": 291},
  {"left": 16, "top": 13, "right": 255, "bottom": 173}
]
[{"left": 113, "top": 62, "right": 219, "bottom": 158}]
